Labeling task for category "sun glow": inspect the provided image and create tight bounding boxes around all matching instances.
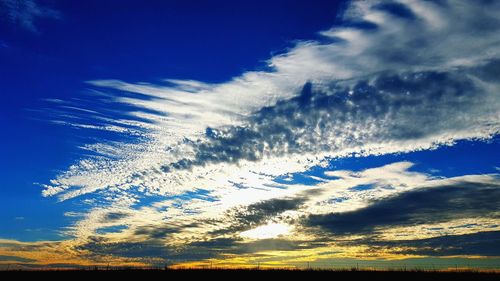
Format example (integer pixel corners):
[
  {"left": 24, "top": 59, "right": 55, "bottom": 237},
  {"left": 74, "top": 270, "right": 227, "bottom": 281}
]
[{"left": 240, "top": 222, "right": 292, "bottom": 239}]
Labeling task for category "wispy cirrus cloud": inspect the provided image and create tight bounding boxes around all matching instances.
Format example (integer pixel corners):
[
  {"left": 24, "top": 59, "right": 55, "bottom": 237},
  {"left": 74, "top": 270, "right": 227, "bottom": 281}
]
[{"left": 0, "top": 0, "right": 60, "bottom": 32}]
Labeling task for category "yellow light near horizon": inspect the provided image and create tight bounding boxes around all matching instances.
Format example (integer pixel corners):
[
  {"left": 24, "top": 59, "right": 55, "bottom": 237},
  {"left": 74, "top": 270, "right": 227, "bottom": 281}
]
[{"left": 240, "top": 222, "right": 291, "bottom": 239}]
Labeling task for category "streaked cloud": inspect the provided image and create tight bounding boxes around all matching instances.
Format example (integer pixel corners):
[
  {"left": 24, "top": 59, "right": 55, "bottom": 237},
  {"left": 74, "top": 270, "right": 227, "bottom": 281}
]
[{"left": 0, "top": 0, "right": 60, "bottom": 32}]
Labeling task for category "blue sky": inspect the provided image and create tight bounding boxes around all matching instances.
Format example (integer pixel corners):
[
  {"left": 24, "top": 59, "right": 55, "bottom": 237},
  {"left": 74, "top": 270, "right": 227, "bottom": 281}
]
[{"left": 0, "top": 0, "right": 499, "bottom": 269}]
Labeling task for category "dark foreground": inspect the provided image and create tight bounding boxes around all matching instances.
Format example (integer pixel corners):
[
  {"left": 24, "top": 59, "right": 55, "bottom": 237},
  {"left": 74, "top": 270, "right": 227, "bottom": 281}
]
[{"left": 1, "top": 269, "right": 500, "bottom": 280}]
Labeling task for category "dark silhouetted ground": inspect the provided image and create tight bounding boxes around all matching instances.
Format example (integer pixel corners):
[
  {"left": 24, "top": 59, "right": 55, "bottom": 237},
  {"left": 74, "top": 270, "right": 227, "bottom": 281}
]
[{"left": 1, "top": 268, "right": 499, "bottom": 280}]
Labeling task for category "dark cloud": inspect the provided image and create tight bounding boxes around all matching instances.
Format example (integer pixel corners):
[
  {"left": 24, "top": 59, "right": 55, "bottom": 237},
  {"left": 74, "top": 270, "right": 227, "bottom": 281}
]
[
  {"left": 361, "top": 231, "right": 500, "bottom": 257},
  {"left": 78, "top": 235, "right": 325, "bottom": 265},
  {"left": 232, "top": 197, "right": 306, "bottom": 225},
  {"left": 134, "top": 223, "right": 199, "bottom": 239},
  {"left": 0, "top": 255, "right": 36, "bottom": 263},
  {"left": 79, "top": 241, "right": 182, "bottom": 262},
  {"left": 210, "top": 196, "right": 308, "bottom": 236},
  {"left": 76, "top": 237, "right": 231, "bottom": 264},
  {"left": 161, "top": 60, "right": 500, "bottom": 172},
  {"left": 101, "top": 212, "right": 130, "bottom": 222},
  {"left": 306, "top": 180, "right": 500, "bottom": 236}
]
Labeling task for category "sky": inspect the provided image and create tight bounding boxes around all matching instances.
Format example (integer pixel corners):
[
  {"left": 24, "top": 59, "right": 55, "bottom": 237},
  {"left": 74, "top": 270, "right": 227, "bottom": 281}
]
[{"left": 0, "top": 0, "right": 499, "bottom": 270}]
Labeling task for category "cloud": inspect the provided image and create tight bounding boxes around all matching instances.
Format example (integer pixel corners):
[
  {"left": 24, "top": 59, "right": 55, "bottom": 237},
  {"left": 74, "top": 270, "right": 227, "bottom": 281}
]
[
  {"left": 76, "top": 233, "right": 323, "bottom": 265},
  {"left": 359, "top": 231, "right": 500, "bottom": 257},
  {"left": 220, "top": 196, "right": 307, "bottom": 232},
  {"left": 0, "top": 0, "right": 60, "bottom": 32},
  {"left": 0, "top": 239, "right": 147, "bottom": 268},
  {"left": 40, "top": 0, "right": 500, "bottom": 203},
  {"left": 163, "top": 65, "right": 499, "bottom": 171},
  {"left": 306, "top": 178, "right": 500, "bottom": 236},
  {"left": 134, "top": 222, "right": 199, "bottom": 240},
  {"left": 101, "top": 212, "right": 130, "bottom": 223},
  {"left": 0, "top": 255, "right": 35, "bottom": 263}
]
